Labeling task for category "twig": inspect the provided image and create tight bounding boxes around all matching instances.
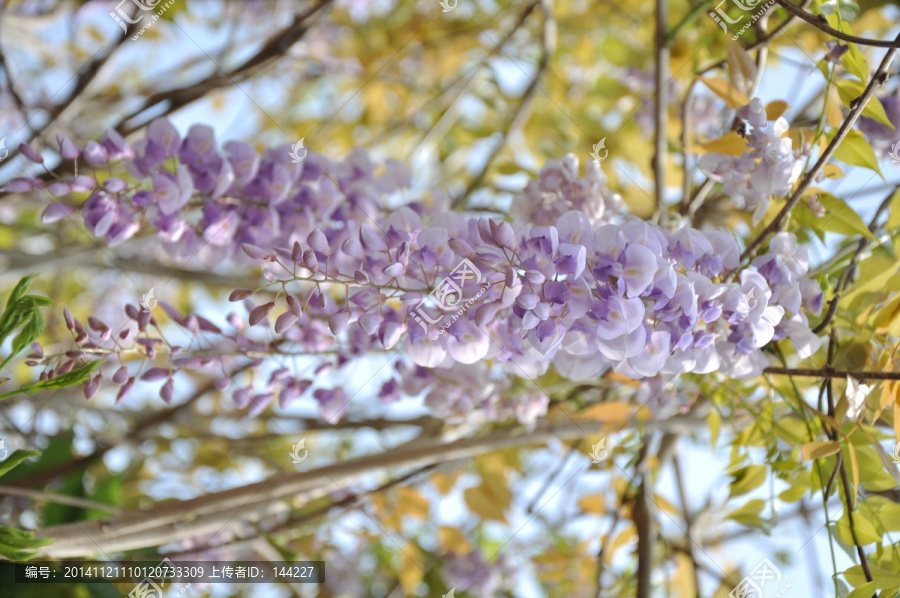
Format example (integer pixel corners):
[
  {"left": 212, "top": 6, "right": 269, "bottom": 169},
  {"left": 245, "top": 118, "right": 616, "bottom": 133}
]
[
  {"left": 32, "top": 414, "right": 703, "bottom": 558},
  {"left": 654, "top": 0, "right": 670, "bottom": 220},
  {"left": 739, "top": 34, "right": 898, "bottom": 263},
  {"left": 0, "top": 485, "right": 122, "bottom": 514},
  {"left": 763, "top": 367, "right": 900, "bottom": 380},
  {"left": 450, "top": 0, "right": 553, "bottom": 210},
  {"left": 0, "top": 13, "right": 139, "bottom": 168},
  {"left": 825, "top": 337, "right": 875, "bottom": 592},
  {"left": 813, "top": 188, "right": 895, "bottom": 333},
  {"left": 774, "top": 0, "right": 900, "bottom": 48},
  {"left": 634, "top": 437, "right": 654, "bottom": 598}
]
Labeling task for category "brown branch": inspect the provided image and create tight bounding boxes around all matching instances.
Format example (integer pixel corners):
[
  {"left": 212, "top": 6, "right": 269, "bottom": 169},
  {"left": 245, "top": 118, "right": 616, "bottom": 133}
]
[
  {"left": 774, "top": 0, "right": 900, "bottom": 48},
  {"left": 696, "top": 0, "right": 812, "bottom": 75},
  {"left": 32, "top": 414, "right": 700, "bottom": 558},
  {"left": 824, "top": 335, "right": 875, "bottom": 591},
  {"left": 117, "top": 0, "right": 333, "bottom": 135},
  {"left": 763, "top": 367, "right": 900, "bottom": 381},
  {"left": 450, "top": 0, "right": 551, "bottom": 210},
  {"left": 812, "top": 187, "right": 895, "bottom": 333},
  {"left": 0, "top": 12, "right": 139, "bottom": 168},
  {"left": 739, "top": 34, "right": 899, "bottom": 263},
  {"left": 654, "top": 0, "right": 670, "bottom": 218},
  {"left": 633, "top": 436, "right": 654, "bottom": 598}
]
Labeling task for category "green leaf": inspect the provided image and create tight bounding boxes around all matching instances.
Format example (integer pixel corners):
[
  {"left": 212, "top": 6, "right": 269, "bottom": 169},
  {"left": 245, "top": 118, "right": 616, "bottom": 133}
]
[
  {"left": 6, "top": 274, "right": 38, "bottom": 309},
  {"left": 17, "top": 361, "right": 103, "bottom": 396},
  {"left": 835, "top": 80, "right": 894, "bottom": 128},
  {"left": 827, "top": 129, "right": 885, "bottom": 180},
  {"left": 847, "top": 582, "right": 878, "bottom": 598},
  {"left": 836, "top": 508, "right": 881, "bottom": 545},
  {"left": 0, "top": 450, "right": 42, "bottom": 479},
  {"left": 841, "top": 45, "right": 868, "bottom": 82},
  {"left": 809, "top": 193, "right": 878, "bottom": 240},
  {"left": 728, "top": 464, "right": 767, "bottom": 498},
  {"left": 0, "top": 525, "right": 54, "bottom": 561}
]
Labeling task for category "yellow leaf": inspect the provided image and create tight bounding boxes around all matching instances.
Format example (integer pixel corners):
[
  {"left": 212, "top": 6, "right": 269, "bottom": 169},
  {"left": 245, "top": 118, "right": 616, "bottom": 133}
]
[
  {"left": 398, "top": 543, "right": 424, "bottom": 594},
  {"left": 673, "top": 552, "right": 697, "bottom": 598},
  {"left": 821, "top": 163, "right": 844, "bottom": 179},
  {"left": 432, "top": 470, "right": 459, "bottom": 495},
  {"left": 826, "top": 89, "right": 844, "bottom": 129},
  {"left": 605, "top": 525, "right": 636, "bottom": 564},
  {"left": 464, "top": 485, "right": 509, "bottom": 523},
  {"left": 692, "top": 132, "right": 747, "bottom": 156},
  {"left": 726, "top": 41, "right": 758, "bottom": 96},
  {"left": 801, "top": 440, "right": 841, "bottom": 462},
  {"left": 765, "top": 100, "right": 789, "bottom": 121},
  {"left": 873, "top": 293, "right": 900, "bottom": 336},
  {"left": 653, "top": 494, "right": 680, "bottom": 516},
  {"left": 580, "top": 401, "right": 649, "bottom": 423},
  {"left": 578, "top": 495, "right": 606, "bottom": 514},
  {"left": 396, "top": 487, "right": 430, "bottom": 520},
  {"left": 697, "top": 77, "right": 750, "bottom": 109},
  {"left": 438, "top": 526, "right": 471, "bottom": 555},
  {"left": 709, "top": 410, "right": 721, "bottom": 449}
]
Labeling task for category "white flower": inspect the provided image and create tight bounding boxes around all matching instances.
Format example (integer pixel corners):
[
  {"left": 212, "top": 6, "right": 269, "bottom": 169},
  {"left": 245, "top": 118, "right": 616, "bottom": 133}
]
[{"left": 845, "top": 377, "right": 873, "bottom": 421}]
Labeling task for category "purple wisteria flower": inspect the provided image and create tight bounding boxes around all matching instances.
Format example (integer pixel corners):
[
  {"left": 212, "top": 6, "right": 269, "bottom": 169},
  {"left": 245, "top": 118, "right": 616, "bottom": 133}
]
[
  {"left": 22, "top": 119, "right": 823, "bottom": 422},
  {"left": 699, "top": 98, "right": 803, "bottom": 223}
]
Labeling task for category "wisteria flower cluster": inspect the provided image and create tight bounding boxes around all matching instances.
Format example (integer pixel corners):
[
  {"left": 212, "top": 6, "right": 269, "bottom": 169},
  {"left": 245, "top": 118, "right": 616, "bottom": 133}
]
[
  {"left": 698, "top": 98, "right": 804, "bottom": 223},
  {"left": 7, "top": 105, "right": 823, "bottom": 423}
]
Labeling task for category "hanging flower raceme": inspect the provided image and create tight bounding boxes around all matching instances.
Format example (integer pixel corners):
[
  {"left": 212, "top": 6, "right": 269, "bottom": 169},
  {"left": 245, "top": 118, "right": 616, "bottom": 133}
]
[
  {"left": 698, "top": 98, "right": 804, "bottom": 224},
  {"left": 10, "top": 116, "right": 823, "bottom": 421}
]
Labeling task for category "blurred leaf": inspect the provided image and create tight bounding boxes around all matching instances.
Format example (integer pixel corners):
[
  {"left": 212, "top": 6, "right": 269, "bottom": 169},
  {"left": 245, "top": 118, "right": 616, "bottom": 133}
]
[
  {"left": 802, "top": 440, "right": 841, "bottom": 462},
  {"left": 765, "top": 100, "right": 789, "bottom": 120},
  {"left": 697, "top": 77, "right": 750, "bottom": 109},
  {"left": 728, "top": 464, "right": 767, "bottom": 497},
  {"left": 0, "top": 526, "right": 54, "bottom": 561},
  {"left": 0, "top": 450, "right": 41, "bottom": 479}
]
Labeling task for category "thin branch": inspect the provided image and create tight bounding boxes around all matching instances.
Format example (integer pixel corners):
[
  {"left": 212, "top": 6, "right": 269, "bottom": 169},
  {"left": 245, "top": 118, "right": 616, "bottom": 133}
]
[
  {"left": 117, "top": 0, "right": 333, "bottom": 134},
  {"left": 0, "top": 14, "right": 139, "bottom": 169},
  {"left": 696, "top": 0, "right": 812, "bottom": 75},
  {"left": 763, "top": 367, "right": 900, "bottom": 381},
  {"left": 825, "top": 335, "right": 875, "bottom": 592},
  {"left": 739, "top": 34, "right": 898, "bottom": 263},
  {"left": 774, "top": 0, "right": 900, "bottom": 48},
  {"left": 450, "top": 0, "right": 551, "bottom": 210},
  {"left": 813, "top": 188, "right": 895, "bottom": 333},
  {"left": 653, "top": 0, "right": 670, "bottom": 219},
  {"left": 0, "top": 485, "right": 122, "bottom": 514},
  {"left": 32, "top": 413, "right": 705, "bottom": 558}
]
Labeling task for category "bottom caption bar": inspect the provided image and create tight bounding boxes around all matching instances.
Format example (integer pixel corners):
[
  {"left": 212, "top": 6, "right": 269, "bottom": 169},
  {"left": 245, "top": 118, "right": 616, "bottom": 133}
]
[{"left": 15, "top": 560, "right": 325, "bottom": 584}]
